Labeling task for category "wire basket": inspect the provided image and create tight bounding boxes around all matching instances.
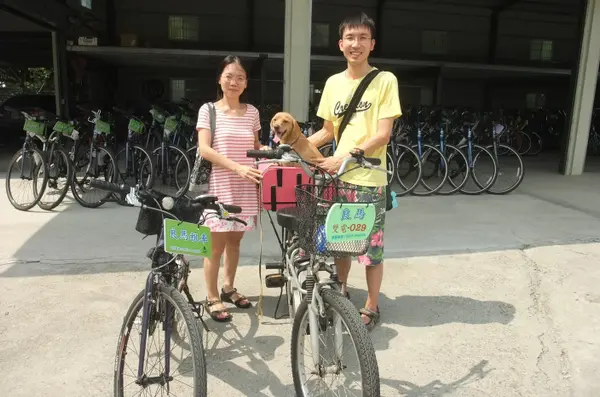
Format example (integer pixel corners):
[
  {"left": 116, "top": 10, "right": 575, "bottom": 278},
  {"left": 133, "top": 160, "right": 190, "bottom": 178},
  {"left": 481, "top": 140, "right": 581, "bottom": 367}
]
[{"left": 294, "top": 183, "right": 384, "bottom": 257}]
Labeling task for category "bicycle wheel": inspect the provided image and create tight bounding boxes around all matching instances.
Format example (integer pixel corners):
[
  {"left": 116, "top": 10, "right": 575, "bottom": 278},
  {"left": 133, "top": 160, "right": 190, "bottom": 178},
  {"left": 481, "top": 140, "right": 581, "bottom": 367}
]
[
  {"left": 436, "top": 144, "right": 469, "bottom": 196},
  {"left": 318, "top": 143, "right": 334, "bottom": 157},
  {"left": 394, "top": 144, "right": 422, "bottom": 196},
  {"left": 516, "top": 132, "right": 532, "bottom": 156},
  {"left": 38, "top": 148, "right": 72, "bottom": 211},
  {"left": 71, "top": 146, "right": 118, "bottom": 208},
  {"left": 115, "top": 144, "right": 155, "bottom": 189},
  {"left": 457, "top": 144, "right": 498, "bottom": 195},
  {"left": 114, "top": 284, "right": 207, "bottom": 397},
  {"left": 5, "top": 147, "right": 48, "bottom": 211},
  {"left": 485, "top": 144, "right": 525, "bottom": 195},
  {"left": 385, "top": 150, "right": 394, "bottom": 185},
  {"left": 152, "top": 144, "right": 191, "bottom": 198},
  {"left": 291, "top": 288, "right": 380, "bottom": 397},
  {"left": 410, "top": 144, "right": 448, "bottom": 196},
  {"left": 527, "top": 131, "right": 543, "bottom": 156}
]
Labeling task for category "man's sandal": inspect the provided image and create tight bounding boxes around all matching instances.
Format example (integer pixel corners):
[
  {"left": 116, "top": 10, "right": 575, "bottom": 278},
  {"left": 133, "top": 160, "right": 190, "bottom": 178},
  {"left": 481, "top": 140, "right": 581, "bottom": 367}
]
[
  {"left": 204, "top": 300, "right": 232, "bottom": 322},
  {"left": 359, "top": 306, "right": 380, "bottom": 331},
  {"left": 220, "top": 288, "right": 252, "bottom": 309}
]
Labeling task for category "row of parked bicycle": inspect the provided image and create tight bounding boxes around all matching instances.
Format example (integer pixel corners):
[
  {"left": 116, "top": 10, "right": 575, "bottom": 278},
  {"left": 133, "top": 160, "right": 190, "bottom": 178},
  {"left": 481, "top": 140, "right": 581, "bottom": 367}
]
[
  {"left": 5, "top": 99, "right": 531, "bottom": 212},
  {"left": 4, "top": 99, "right": 198, "bottom": 212}
]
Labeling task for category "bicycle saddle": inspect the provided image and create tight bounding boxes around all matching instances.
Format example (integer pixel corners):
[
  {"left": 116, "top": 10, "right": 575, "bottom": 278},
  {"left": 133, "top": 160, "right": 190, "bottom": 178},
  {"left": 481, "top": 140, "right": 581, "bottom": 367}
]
[{"left": 276, "top": 207, "right": 300, "bottom": 232}]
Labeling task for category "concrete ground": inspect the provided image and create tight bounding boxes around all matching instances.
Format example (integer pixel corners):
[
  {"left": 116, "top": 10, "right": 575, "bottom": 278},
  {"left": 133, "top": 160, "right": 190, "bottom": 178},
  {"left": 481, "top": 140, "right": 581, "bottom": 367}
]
[{"left": 1, "top": 152, "right": 599, "bottom": 396}]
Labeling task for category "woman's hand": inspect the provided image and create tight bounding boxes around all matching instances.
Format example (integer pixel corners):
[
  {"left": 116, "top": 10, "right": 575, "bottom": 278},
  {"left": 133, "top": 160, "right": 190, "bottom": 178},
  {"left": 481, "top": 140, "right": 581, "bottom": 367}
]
[{"left": 235, "top": 165, "right": 262, "bottom": 184}]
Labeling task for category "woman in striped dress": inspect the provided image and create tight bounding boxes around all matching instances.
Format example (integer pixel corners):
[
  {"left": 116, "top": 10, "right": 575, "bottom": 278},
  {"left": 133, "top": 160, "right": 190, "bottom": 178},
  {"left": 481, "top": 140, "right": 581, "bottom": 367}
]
[{"left": 196, "top": 55, "right": 268, "bottom": 322}]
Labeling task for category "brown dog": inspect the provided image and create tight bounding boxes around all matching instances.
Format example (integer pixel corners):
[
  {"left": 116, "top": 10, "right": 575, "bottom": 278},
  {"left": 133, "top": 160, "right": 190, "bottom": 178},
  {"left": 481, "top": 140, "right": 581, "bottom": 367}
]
[{"left": 270, "top": 112, "right": 324, "bottom": 163}]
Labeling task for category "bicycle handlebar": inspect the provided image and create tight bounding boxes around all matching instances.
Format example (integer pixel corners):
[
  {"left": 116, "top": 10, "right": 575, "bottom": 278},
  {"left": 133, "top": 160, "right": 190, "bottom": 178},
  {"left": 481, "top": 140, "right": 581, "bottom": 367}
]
[
  {"left": 247, "top": 144, "right": 390, "bottom": 181},
  {"left": 89, "top": 179, "right": 245, "bottom": 224}
]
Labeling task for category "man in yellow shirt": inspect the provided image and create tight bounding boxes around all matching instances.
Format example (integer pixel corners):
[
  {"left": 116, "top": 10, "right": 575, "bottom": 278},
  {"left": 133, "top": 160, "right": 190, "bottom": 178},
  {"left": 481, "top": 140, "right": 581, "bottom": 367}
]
[{"left": 309, "top": 12, "right": 402, "bottom": 330}]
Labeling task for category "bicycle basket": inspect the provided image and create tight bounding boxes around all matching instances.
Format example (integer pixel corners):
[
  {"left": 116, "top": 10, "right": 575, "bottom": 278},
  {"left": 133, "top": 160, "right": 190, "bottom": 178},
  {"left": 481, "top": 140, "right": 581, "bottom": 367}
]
[
  {"left": 135, "top": 206, "right": 162, "bottom": 235},
  {"left": 294, "top": 183, "right": 384, "bottom": 257},
  {"left": 135, "top": 201, "right": 205, "bottom": 236}
]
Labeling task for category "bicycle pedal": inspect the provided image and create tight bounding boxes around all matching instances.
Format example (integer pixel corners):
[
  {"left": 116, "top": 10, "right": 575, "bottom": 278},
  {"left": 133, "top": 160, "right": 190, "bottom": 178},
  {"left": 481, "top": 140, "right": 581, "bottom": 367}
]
[{"left": 265, "top": 273, "right": 287, "bottom": 288}]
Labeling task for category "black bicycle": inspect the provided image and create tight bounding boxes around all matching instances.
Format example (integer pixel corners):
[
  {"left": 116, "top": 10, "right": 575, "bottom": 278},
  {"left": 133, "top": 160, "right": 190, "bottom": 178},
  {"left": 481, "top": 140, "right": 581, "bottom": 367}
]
[{"left": 89, "top": 179, "right": 244, "bottom": 397}]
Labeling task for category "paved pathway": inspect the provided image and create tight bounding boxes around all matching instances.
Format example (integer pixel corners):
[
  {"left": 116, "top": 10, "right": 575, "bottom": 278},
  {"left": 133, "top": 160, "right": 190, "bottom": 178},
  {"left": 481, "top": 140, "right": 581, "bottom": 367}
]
[{"left": 1, "top": 160, "right": 600, "bottom": 396}]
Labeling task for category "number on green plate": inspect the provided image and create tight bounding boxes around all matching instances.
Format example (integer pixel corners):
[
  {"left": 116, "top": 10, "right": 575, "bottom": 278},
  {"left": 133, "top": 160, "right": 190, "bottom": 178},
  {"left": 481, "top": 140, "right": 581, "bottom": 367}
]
[{"left": 324, "top": 203, "right": 376, "bottom": 243}]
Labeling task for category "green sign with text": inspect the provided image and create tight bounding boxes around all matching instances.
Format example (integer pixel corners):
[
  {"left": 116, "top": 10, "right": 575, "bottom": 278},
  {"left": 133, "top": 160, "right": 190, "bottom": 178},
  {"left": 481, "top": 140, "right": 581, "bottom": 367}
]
[
  {"left": 163, "top": 219, "right": 212, "bottom": 257},
  {"left": 324, "top": 203, "right": 376, "bottom": 243}
]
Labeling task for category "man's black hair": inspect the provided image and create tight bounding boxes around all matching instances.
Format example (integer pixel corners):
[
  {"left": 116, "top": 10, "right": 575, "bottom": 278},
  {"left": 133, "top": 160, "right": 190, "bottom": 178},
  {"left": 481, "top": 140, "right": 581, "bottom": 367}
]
[{"left": 338, "top": 12, "right": 376, "bottom": 39}]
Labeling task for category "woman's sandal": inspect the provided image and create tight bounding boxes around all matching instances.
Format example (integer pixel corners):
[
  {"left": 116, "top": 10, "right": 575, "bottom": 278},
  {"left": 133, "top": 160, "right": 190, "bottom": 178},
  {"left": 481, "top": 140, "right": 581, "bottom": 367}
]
[
  {"left": 359, "top": 306, "right": 380, "bottom": 331},
  {"left": 220, "top": 288, "right": 252, "bottom": 309},
  {"left": 204, "top": 299, "right": 232, "bottom": 323}
]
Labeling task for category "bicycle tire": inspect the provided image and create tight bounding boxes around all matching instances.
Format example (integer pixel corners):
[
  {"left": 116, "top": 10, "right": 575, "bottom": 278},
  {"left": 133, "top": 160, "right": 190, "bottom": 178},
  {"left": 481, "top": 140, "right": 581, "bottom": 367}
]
[
  {"left": 436, "top": 144, "right": 470, "bottom": 196},
  {"left": 5, "top": 147, "right": 48, "bottom": 211},
  {"left": 37, "top": 148, "right": 73, "bottom": 211},
  {"left": 485, "top": 144, "right": 525, "bottom": 195},
  {"left": 527, "top": 131, "right": 543, "bottom": 156},
  {"left": 291, "top": 288, "right": 380, "bottom": 397},
  {"left": 114, "top": 284, "right": 207, "bottom": 397},
  {"left": 115, "top": 144, "right": 156, "bottom": 189},
  {"left": 70, "top": 146, "right": 118, "bottom": 208},
  {"left": 152, "top": 144, "right": 191, "bottom": 198},
  {"left": 410, "top": 144, "right": 449, "bottom": 196},
  {"left": 318, "top": 143, "right": 334, "bottom": 157},
  {"left": 385, "top": 150, "right": 394, "bottom": 185},
  {"left": 515, "top": 132, "right": 531, "bottom": 156},
  {"left": 394, "top": 144, "right": 422, "bottom": 196},
  {"left": 457, "top": 144, "right": 498, "bottom": 195}
]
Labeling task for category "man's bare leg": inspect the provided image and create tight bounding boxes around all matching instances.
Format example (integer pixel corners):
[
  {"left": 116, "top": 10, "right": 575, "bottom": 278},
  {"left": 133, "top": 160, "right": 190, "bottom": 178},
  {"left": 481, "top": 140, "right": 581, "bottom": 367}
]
[
  {"left": 363, "top": 263, "right": 384, "bottom": 324},
  {"left": 334, "top": 256, "right": 352, "bottom": 295}
]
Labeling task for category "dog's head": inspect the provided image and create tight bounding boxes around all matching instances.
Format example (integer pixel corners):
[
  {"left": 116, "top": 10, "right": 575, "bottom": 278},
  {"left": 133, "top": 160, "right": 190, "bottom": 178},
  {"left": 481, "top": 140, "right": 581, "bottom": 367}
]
[{"left": 270, "top": 112, "right": 301, "bottom": 144}]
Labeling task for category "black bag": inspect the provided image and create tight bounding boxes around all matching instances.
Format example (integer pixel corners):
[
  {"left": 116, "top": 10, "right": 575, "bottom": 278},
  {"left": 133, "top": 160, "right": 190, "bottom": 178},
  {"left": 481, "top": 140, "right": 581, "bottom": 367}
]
[
  {"left": 189, "top": 102, "right": 217, "bottom": 194},
  {"left": 336, "top": 69, "right": 395, "bottom": 212}
]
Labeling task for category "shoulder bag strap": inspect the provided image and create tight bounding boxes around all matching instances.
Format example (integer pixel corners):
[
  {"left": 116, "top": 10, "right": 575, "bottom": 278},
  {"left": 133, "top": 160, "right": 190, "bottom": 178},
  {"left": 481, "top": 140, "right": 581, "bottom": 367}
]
[
  {"left": 335, "top": 69, "right": 381, "bottom": 145},
  {"left": 206, "top": 102, "right": 216, "bottom": 147}
]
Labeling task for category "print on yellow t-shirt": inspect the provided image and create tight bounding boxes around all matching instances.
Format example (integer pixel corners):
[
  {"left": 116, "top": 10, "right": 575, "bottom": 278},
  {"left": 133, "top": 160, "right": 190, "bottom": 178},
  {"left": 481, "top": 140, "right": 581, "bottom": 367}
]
[{"left": 317, "top": 68, "right": 402, "bottom": 187}]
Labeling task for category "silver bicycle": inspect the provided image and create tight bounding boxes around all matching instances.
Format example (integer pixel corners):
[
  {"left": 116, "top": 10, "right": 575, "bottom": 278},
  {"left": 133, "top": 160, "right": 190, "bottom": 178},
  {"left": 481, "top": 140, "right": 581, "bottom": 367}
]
[{"left": 248, "top": 145, "right": 390, "bottom": 397}]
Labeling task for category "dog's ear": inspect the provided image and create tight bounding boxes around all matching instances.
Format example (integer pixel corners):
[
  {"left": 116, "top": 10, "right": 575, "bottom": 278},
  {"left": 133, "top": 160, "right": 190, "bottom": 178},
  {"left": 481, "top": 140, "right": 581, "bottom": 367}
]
[{"left": 292, "top": 118, "right": 302, "bottom": 138}]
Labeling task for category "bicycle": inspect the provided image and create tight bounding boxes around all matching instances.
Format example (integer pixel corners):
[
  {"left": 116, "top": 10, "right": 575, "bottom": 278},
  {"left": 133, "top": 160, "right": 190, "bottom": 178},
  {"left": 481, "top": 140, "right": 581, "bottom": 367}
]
[
  {"left": 88, "top": 178, "right": 245, "bottom": 397},
  {"left": 5, "top": 109, "right": 49, "bottom": 211},
  {"left": 248, "top": 144, "right": 389, "bottom": 397}
]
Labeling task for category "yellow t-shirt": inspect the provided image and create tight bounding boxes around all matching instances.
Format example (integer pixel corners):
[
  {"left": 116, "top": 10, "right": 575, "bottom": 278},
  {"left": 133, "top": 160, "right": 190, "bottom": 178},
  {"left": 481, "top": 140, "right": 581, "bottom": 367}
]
[{"left": 317, "top": 68, "right": 402, "bottom": 187}]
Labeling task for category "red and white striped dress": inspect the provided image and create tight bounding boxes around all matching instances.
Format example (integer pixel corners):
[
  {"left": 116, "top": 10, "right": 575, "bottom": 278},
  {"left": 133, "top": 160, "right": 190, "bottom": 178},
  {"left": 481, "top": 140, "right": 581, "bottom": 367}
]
[{"left": 196, "top": 102, "right": 261, "bottom": 232}]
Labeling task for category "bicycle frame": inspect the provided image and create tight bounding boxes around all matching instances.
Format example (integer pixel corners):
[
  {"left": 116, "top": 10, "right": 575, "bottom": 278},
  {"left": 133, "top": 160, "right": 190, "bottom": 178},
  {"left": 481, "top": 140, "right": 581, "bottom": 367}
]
[{"left": 254, "top": 148, "right": 389, "bottom": 372}]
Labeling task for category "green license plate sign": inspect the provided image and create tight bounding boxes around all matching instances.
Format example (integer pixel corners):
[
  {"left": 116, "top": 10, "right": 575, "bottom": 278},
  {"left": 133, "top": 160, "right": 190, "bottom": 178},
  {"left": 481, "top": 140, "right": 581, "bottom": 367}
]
[
  {"left": 324, "top": 203, "right": 376, "bottom": 243},
  {"left": 163, "top": 219, "right": 212, "bottom": 257},
  {"left": 95, "top": 119, "right": 112, "bottom": 134},
  {"left": 128, "top": 118, "right": 144, "bottom": 134},
  {"left": 164, "top": 116, "right": 178, "bottom": 132},
  {"left": 23, "top": 119, "right": 45, "bottom": 136}
]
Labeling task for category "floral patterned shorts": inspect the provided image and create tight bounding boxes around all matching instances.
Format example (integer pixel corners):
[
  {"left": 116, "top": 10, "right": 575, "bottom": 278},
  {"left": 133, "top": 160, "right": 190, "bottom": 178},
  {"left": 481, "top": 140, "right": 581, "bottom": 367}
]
[
  {"left": 204, "top": 214, "right": 257, "bottom": 232},
  {"left": 337, "top": 180, "right": 386, "bottom": 266}
]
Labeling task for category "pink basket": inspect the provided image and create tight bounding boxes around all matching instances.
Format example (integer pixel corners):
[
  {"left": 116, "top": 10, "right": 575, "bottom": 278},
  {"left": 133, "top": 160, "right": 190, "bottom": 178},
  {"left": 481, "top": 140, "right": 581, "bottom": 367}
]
[{"left": 260, "top": 165, "right": 311, "bottom": 211}]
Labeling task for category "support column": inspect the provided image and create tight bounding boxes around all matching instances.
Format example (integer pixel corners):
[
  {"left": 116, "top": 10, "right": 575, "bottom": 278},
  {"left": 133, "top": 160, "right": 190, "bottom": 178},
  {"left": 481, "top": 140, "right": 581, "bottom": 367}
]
[
  {"left": 283, "top": 0, "right": 311, "bottom": 123},
  {"left": 561, "top": 0, "right": 600, "bottom": 175},
  {"left": 51, "top": 30, "right": 70, "bottom": 118}
]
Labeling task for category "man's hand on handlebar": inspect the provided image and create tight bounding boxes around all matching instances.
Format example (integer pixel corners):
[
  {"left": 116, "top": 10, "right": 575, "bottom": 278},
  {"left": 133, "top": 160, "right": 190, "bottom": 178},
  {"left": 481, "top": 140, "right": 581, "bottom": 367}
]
[{"left": 314, "top": 153, "right": 350, "bottom": 174}]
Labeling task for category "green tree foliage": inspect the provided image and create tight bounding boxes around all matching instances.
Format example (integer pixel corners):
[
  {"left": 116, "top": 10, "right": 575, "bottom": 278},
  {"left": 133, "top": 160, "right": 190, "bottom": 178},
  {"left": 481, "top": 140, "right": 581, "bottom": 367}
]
[{"left": 0, "top": 67, "right": 54, "bottom": 94}]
